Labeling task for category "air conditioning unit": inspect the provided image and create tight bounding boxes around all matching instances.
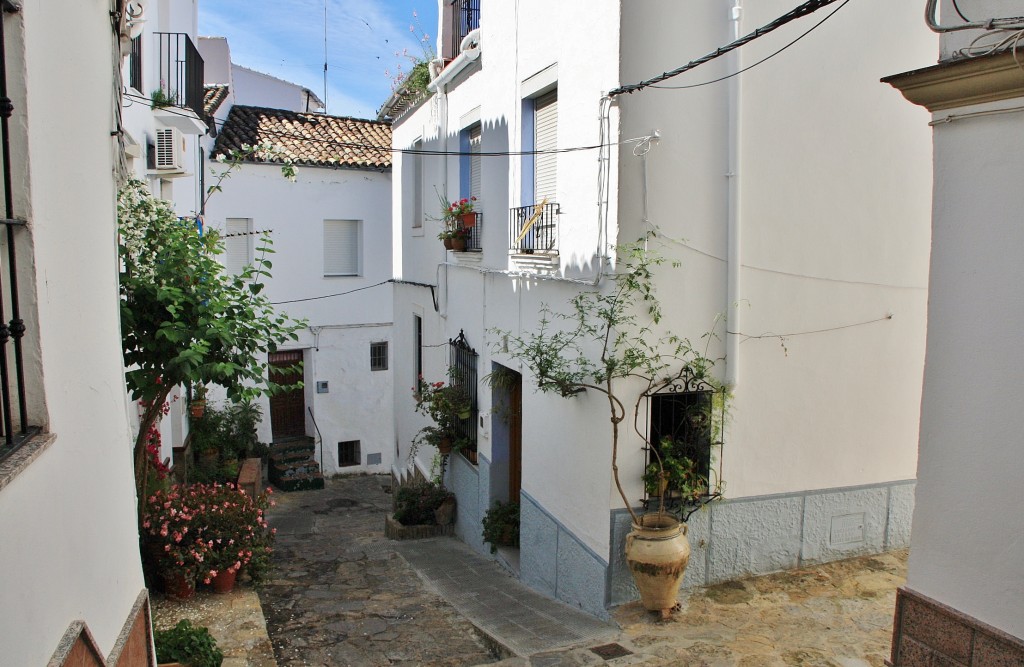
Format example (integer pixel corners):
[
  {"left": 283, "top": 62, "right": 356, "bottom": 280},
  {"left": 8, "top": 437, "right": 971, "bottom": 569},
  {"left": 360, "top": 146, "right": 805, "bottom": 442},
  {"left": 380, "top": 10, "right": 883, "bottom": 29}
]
[{"left": 154, "top": 127, "right": 184, "bottom": 171}]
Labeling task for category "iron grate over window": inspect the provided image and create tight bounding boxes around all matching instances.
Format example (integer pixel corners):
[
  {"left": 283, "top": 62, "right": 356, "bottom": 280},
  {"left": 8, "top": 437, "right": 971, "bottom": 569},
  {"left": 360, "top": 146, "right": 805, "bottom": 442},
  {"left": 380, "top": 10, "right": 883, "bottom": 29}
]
[
  {"left": 447, "top": 0, "right": 481, "bottom": 61},
  {"left": 370, "top": 341, "right": 388, "bottom": 371},
  {"left": 642, "top": 368, "right": 725, "bottom": 521},
  {"left": 448, "top": 330, "right": 478, "bottom": 460}
]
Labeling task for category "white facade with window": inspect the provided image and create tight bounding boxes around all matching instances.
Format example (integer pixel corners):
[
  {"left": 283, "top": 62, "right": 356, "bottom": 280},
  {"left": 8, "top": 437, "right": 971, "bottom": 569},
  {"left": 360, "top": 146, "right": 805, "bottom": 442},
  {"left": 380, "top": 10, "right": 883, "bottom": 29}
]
[
  {"left": 204, "top": 161, "right": 395, "bottom": 476},
  {"left": 388, "top": 0, "right": 934, "bottom": 617}
]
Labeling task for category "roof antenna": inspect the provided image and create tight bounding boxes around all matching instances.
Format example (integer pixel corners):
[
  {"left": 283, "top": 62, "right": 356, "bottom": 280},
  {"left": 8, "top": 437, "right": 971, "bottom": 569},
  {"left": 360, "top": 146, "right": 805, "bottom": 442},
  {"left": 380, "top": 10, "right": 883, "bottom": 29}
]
[{"left": 323, "top": 0, "right": 329, "bottom": 113}]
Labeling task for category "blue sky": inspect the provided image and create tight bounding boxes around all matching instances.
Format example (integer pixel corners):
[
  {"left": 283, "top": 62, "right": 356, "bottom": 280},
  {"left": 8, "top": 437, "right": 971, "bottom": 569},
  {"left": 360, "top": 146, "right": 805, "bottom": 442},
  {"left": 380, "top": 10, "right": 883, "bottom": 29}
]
[{"left": 199, "top": 0, "right": 439, "bottom": 120}]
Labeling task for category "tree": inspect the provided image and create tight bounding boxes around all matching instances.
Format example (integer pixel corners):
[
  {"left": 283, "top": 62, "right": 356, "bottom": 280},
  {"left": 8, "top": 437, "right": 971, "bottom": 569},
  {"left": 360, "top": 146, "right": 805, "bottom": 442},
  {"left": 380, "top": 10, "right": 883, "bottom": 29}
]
[
  {"left": 118, "top": 176, "right": 306, "bottom": 502},
  {"left": 494, "top": 237, "right": 725, "bottom": 523}
]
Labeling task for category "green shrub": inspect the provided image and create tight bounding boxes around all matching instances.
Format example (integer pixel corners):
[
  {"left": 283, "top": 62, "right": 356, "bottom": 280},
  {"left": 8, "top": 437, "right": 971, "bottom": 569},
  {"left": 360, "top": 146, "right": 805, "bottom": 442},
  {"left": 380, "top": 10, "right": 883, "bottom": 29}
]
[
  {"left": 393, "top": 481, "right": 452, "bottom": 526},
  {"left": 482, "top": 501, "right": 520, "bottom": 554},
  {"left": 154, "top": 620, "right": 223, "bottom": 667}
]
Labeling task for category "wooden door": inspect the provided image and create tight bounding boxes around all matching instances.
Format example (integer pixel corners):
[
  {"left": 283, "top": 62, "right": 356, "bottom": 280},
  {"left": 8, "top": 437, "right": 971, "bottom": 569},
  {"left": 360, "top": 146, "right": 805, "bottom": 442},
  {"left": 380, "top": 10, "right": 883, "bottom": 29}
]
[
  {"left": 509, "top": 374, "right": 522, "bottom": 505},
  {"left": 268, "top": 350, "right": 305, "bottom": 440}
]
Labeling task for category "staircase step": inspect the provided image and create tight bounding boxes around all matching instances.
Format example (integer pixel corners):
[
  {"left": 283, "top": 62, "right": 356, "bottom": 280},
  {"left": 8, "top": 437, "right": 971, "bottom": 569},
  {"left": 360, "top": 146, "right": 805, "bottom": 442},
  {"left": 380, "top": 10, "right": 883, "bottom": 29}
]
[
  {"left": 270, "top": 440, "right": 315, "bottom": 458},
  {"left": 272, "top": 470, "right": 325, "bottom": 492},
  {"left": 269, "top": 449, "right": 315, "bottom": 465}
]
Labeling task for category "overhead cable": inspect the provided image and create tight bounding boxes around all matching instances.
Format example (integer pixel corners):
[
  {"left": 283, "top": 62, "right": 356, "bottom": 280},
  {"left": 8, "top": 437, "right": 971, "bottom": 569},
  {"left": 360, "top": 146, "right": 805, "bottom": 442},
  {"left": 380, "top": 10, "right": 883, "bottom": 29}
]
[{"left": 609, "top": 0, "right": 844, "bottom": 97}]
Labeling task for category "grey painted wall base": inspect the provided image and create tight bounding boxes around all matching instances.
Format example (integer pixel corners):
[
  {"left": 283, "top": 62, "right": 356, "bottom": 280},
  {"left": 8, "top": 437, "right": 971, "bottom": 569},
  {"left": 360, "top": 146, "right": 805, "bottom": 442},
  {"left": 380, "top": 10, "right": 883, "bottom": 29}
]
[{"left": 609, "top": 479, "right": 916, "bottom": 607}]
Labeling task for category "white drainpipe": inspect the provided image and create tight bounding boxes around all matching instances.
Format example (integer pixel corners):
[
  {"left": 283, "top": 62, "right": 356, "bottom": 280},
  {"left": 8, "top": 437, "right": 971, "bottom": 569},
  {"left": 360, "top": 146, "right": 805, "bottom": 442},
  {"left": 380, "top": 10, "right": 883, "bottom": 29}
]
[{"left": 726, "top": 0, "right": 743, "bottom": 387}]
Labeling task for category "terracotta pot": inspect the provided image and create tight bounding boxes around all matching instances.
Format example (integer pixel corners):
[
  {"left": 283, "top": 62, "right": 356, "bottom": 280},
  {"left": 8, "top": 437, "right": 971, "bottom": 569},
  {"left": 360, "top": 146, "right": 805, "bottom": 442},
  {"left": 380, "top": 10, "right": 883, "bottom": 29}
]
[
  {"left": 437, "top": 436, "right": 453, "bottom": 455},
  {"left": 434, "top": 496, "right": 456, "bottom": 526},
  {"left": 443, "top": 237, "right": 454, "bottom": 250},
  {"left": 163, "top": 572, "right": 196, "bottom": 600},
  {"left": 212, "top": 567, "right": 237, "bottom": 594},
  {"left": 190, "top": 400, "right": 206, "bottom": 419},
  {"left": 460, "top": 212, "right": 477, "bottom": 228},
  {"left": 625, "top": 513, "right": 690, "bottom": 619},
  {"left": 451, "top": 237, "right": 467, "bottom": 252}
]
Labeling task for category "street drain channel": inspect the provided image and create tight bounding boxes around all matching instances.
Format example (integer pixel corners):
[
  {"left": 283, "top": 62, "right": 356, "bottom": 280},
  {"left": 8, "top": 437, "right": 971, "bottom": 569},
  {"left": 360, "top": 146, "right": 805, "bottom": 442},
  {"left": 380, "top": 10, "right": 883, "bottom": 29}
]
[{"left": 590, "top": 643, "right": 633, "bottom": 660}]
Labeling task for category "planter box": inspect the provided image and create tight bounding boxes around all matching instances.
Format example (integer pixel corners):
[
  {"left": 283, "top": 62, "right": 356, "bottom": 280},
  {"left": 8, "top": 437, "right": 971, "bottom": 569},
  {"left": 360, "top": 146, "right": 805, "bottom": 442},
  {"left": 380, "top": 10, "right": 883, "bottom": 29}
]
[{"left": 385, "top": 515, "right": 454, "bottom": 540}]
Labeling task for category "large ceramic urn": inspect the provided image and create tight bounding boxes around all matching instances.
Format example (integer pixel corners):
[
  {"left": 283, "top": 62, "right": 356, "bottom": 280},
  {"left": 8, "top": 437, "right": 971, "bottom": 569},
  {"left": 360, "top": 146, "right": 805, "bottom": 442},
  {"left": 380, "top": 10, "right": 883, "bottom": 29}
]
[{"left": 625, "top": 513, "right": 690, "bottom": 618}]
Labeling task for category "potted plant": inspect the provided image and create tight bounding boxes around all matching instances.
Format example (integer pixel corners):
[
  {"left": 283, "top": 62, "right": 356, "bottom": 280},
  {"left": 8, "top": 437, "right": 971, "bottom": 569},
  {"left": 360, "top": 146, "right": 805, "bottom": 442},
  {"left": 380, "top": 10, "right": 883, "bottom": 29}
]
[
  {"left": 494, "top": 236, "right": 726, "bottom": 618},
  {"left": 196, "top": 482, "right": 274, "bottom": 594},
  {"left": 447, "top": 196, "right": 477, "bottom": 228},
  {"left": 190, "top": 384, "right": 208, "bottom": 419},
  {"left": 438, "top": 196, "right": 476, "bottom": 251},
  {"left": 142, "top": 485, "right": 213, "bottom": 599},
  {"left": 393, "top": 480, "right": 454, "bottom": 526},
  {"left": 410, "top": 376, "right": 471, "bottom": 458},
  {"left": 155, "top": 620, "right": 224, "bottom": 667},
  {"left": 482, "top": 501, "right": 520, "bottom": 554}
]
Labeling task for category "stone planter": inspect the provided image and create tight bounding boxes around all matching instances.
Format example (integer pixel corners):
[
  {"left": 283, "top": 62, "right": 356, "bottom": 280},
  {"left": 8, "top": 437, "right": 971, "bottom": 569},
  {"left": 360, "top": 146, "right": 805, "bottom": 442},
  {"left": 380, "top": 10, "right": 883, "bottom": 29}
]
[{"left": 384, "top": 515, "right": 454, "bottom": 540}]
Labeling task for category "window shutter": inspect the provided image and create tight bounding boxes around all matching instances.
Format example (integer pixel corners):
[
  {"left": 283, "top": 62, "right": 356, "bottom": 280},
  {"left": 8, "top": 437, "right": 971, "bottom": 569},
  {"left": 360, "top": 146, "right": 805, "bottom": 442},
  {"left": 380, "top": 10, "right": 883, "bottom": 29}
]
[
  {"left": 324, "top": 220, "right": 360, "bottom": 275},
  {"left": 412, "top": 139, "right": 423, "bottom": 228},
  {"left": 225, "top": 218, "right": 252, "bottom": 275},
  {"left": 469, "top": 124, "right": 482, "bottom": 202},
  {"left": 534, "top": 90, "right": 558, "bottom": 204}
]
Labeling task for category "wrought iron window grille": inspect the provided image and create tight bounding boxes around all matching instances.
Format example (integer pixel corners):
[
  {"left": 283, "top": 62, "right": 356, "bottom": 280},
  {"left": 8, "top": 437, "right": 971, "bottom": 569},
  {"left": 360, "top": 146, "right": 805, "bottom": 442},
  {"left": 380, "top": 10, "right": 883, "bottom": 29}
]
[
  {"left": 153, "top": 32, "right": 205, "bottom": 115},
  {"left": 448, "top": 330, "right": 478, "bottom": 460},
  {"left": 641, "top": 368, "right": 725, "bottom": 521},
  {"left": 446, "top": 0, "right": 481, "bottom": 61},
  {"left": 509, "top": 202, "right": 559, "bottom": 254}
]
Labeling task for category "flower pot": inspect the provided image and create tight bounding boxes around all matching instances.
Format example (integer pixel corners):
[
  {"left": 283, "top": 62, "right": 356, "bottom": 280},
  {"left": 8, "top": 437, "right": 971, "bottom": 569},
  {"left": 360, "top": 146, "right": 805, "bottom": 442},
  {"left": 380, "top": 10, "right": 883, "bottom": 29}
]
[
  {"left": 437, "top": 436, "right": 453, "bottom": 455},
  {"left": 211, "top": 568, "right": 237, "bottom": 594},
  {"left": 460, "top": 212, "right": 477, "bottom": 228},
  {"left": 190, "top": 400, "right": 206, "bottom": 419},
  {"left": 458, "top": 408, "right": 471, "bottom": 420},
  {"left": 443, "top": 237, "right": 454, "bottom": 250},
  {"left": 434, "top": 496, "right": 457, "bottom": 526},
  {"left": 163, "top": 572, "right": 196, "bottom": 600},
  {"left": 451, "top": 237, "right": 467, "bottom": 252},
  {"left": 625, "top": 513, "right": 690, "bottom": 619}
]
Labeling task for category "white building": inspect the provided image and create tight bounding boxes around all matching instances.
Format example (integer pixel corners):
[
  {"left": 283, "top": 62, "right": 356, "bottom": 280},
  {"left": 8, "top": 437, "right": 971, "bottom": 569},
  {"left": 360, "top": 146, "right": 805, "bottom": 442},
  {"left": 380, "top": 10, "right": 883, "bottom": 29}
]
[
  {"left": 204, "top": 102, "right": 395, "bottom": 478},
  {"left": 386, "top": 0, "right": 934, "bottom": 616},
  {"left": 0, "top": 1, "right": 152, "bottom": 664},
  {"left": 884, "top": 1, "right": 1024, "bottom": 661}
]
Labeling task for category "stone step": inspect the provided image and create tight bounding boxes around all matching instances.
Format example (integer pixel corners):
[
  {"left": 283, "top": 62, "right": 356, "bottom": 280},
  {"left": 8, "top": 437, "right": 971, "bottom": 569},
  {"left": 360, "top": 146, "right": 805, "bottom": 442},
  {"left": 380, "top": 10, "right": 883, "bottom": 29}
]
[
  {"left": 270, "top": 438, "right": 315, "bottom": 458},
  {"left": 269, "top": 448, "right": 314, "bottom": 465},
  {"left": 272, "top": 471, "right": 325, "bottom": 492}
]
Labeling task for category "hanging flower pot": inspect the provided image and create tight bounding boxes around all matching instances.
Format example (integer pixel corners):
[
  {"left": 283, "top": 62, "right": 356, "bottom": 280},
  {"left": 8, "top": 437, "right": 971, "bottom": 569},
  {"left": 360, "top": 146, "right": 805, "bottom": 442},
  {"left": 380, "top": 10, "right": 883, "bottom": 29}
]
[
  {"left": 458, "top": 407, "right": 471, "bottom": 420},
  {"left": 625, "top": 513, "right": 690, "bottom": 619},
  {"left": 460, "top": 212, "right": 477, "bottom": 228},
  {"left": 211, "top": 568, "right": 237, "bottom": 594},
  {"left": 437, "top": 436, "right": 453, "bottom": 455},
  {"left": 190, "top": 399, "right": 206, "bottom": 419}
]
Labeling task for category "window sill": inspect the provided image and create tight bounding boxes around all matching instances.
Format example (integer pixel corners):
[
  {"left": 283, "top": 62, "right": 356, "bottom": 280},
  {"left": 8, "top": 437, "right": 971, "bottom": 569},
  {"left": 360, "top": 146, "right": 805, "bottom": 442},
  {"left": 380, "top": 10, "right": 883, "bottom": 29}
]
[{"left": 0, "top": 431, "right": 57, "bottom": 495}]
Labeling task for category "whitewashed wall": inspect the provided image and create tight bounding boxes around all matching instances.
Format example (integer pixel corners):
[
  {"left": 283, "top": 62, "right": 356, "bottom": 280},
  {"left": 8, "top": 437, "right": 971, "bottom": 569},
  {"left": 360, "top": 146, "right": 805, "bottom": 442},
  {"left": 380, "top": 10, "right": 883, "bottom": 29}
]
[
  {"left": 231, "top": 65, "right": 323, "bottom": 113},
  {"left": 619, "top": 0, "right": 933, "bottom": 500},
  {"left": 0, "top": 1, "right": 146, "bottom": 663},
  {"left": 903, "top": 0, "right": 1024, "bottom": 639},
  {"left": 204, "top": 162, "right": 394, "bottom": 474}
]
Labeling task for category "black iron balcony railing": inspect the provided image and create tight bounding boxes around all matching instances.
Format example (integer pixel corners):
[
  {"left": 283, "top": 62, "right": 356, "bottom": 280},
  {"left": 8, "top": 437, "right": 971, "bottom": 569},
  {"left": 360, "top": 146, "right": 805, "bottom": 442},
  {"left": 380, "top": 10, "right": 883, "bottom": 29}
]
[
  {"left": 0, "top": 10, "right": 38, "bottom": 462},
  {"left": 509, "top": 202, "right": 559, "bottom": 254},
  {"left": 465, "top": 210, "right": 482, "bottom": 251},
  {"left": 154, "top": 32, "right": 204, "bottom": 115},
  {"left": 447, "top": 0, "right": 481, "bottom": 60},
  {"left": 128, "top": 35, "right": 143, "bottom": 91}
]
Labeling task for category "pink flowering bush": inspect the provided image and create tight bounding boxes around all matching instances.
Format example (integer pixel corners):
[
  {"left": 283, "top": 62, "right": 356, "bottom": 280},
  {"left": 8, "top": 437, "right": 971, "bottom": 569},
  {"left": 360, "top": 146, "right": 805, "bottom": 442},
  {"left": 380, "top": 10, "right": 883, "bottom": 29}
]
[{"left": 143, "top": 482, "right": 275, "bottom": 588}]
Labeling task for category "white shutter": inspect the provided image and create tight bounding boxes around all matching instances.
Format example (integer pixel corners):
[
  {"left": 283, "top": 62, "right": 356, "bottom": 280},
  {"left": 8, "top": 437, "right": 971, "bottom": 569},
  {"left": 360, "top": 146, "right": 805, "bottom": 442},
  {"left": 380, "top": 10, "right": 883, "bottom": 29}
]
[
  {"left": 534, "top": 90, "right": 558, "bottom": 204},
  {"left": 324, "top": 220, "right": 360, "bottom": 275},
  {"left": 412, "top": 139, "right": 423, "bottom": 229},
  {"left": 224, "top": 218, "right": 253, "bottom": 275},
  {"left": 469, "top": 124, "right": 482, "bottom": 203}
]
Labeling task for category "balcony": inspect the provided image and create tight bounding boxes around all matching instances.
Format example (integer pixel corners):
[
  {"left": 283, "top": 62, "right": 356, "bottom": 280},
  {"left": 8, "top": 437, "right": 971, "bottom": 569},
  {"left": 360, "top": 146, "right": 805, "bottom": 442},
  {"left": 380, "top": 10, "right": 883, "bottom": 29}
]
[
  {"left": 466, "top": 211, "right": 482, "bottom": 251},
  {"left": 152, "top": 32, "right": 207, "bottom": 134},
  {"left": 509, "top": 202, "right": 559, "bottom": 255},
  {"left": 446, "top": 0, "right": 481, "bottom": 61}
]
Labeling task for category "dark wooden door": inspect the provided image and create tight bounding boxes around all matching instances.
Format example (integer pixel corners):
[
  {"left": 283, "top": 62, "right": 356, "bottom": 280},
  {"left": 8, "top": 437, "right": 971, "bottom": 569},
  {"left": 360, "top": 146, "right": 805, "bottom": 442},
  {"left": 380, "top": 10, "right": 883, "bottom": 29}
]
[
  {"left": 268, "top": 350, "right": 305, "bottom": 440},
  {"left": 509, "top": 374, "right": 522, "bottom": 505}
]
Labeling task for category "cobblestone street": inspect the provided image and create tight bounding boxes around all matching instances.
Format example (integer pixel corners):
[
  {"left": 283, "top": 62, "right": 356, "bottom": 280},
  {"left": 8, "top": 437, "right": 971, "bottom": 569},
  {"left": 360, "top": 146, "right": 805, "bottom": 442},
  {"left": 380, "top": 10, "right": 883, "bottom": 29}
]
[{"left": 256, "top": 475, "right": 906, "bottom": 666}]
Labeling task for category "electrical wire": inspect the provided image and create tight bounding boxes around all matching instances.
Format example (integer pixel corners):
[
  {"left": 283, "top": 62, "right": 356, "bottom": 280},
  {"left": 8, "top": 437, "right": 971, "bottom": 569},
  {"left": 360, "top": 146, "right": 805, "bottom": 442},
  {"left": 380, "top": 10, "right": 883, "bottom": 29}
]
[
  {"left": 270, "top": 280, "right": 391, "bottom": 305},
  {"left": 649, "top": 0, "right": 851, "bottom": 90},
  {"left": 121, "top": 90, "right": 653, "bottom": 158},
  {"left": 609, "top": 0, "right": 844, "bottom": 97}
]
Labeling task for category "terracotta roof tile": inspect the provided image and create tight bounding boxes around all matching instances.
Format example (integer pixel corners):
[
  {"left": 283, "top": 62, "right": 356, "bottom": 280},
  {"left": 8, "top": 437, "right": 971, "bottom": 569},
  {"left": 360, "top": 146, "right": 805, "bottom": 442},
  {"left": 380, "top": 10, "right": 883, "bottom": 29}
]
[
  {"left": 212, "top": 105, "right": 392, "bottom": 170},
  {"left": 203, "top": 84, "right": 229, "bottom": 117}
]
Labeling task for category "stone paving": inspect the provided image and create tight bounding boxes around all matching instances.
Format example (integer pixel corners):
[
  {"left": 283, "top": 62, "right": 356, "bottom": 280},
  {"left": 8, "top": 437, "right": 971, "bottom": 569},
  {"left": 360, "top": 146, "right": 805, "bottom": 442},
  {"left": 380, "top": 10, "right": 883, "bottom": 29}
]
[
  {"left": 259, "top": 474, "right": 498, "bottom": 666},
  {"left": 159, "top": 474, "right": 908, "bottom": 666}
]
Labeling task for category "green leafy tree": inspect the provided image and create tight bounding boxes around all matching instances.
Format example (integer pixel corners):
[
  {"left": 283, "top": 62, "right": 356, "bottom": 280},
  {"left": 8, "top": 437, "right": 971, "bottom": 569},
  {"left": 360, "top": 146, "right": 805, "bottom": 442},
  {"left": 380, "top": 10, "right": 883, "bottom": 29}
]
[
  {"left": 494, "top": 237, "right": 724, "bottom": 523},
  {"left": 118, "top": 172, "right": 305, "bottom": 502}
]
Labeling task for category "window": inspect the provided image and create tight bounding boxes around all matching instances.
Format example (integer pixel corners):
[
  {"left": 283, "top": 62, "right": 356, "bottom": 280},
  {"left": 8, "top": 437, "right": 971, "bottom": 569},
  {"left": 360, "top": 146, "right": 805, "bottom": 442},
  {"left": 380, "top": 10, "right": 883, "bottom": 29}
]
[
  {"left": 449, "top": 331, "right": 478, "bottom": 459},
  {"left": 128, "top": 36, "right": 143, "bottom": 91},
  {"left": 411, "top": 139, "right": 423, "bottom": 229},
  {"left": 533, "top": 90, "right": 558, "bottom": 205},
  {"left": 445, "top": 0, "right": 481, "bottom": 60},
  {"left": 323, "top": 219, "right": 360, "bottom": 276},
  {"left": 414, "top": 315, "right": 423, "bottom": 386},
  {"left": 459, "top": 123, "right": 483, "bottom": 250},
  {"left": 224, "top": 218, "right": 253, "bottom": 275},
  {"left": 370, "top": 341, "right": 388, "bottom": 371},
  {"left": 338, "top": 440, "right": 361, "bottom": 467}
]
